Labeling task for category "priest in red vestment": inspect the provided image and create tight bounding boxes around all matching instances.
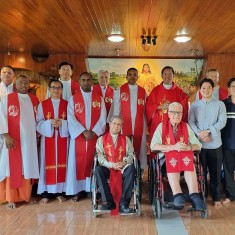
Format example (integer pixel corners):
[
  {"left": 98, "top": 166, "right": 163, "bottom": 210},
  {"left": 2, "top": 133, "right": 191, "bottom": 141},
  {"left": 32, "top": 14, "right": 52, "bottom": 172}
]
[
  {"left": 66, "top": 72, "right": 106, "bottom": 200},
  {"left": 146, "top": 66, "right": 188, "bottom": 160},
  {"left": 0, "top": 75, "right": 39, "bottom": 209},
  {"left": 45, "top": 61, "right": 80, "bottom": 101},
  {"left": 37, "top": 79, "right": 69, "bottom": 204},
  {"left": 93, "top": 70, "right": 114, "bottom": 117},
  {"left": 108, "top": 68, "right": 147, "bottom": 169},
  {"left": 95, "top": 115, "right": 135, "bottom": 215},
  {"left": 150, "top": 102, "right": 205, "bottom": 211}
]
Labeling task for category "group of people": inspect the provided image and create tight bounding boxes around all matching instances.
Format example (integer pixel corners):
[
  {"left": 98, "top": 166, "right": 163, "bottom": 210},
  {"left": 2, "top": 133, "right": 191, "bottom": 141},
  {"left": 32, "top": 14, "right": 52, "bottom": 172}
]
[{"left": 0, "top": 62, "right": 234, "bottom": 214}]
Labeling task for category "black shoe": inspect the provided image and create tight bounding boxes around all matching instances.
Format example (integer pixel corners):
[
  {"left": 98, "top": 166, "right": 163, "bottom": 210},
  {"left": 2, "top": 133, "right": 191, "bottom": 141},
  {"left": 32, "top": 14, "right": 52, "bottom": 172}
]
[
  {"left": 100, "top": 201, "right": 116, "bottom": 210},
  {"left": 173, "top": 193, "right": 185, "bottom": 209},
  {"left": 119, "top": 205, "right": 134, "bottom": 214},
  {"left": 189, "top": 193, "right": 206, "bottom": 211}
]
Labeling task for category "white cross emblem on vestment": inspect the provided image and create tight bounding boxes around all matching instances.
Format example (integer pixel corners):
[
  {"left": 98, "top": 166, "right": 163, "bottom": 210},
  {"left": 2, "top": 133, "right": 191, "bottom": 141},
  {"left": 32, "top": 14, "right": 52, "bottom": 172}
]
[
  {"left": 182, "top": 156, "right": 191, "bottom": 166},
  {"left": 169, "top": 157, "right": 177, "bottom": 167}
]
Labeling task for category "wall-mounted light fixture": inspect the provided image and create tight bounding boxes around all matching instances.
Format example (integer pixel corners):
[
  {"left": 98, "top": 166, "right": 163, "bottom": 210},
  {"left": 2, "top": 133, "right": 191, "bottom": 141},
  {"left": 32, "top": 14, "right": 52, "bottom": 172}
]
[{"left": 141, "top": 35, "right": 158, "bottom": 46}]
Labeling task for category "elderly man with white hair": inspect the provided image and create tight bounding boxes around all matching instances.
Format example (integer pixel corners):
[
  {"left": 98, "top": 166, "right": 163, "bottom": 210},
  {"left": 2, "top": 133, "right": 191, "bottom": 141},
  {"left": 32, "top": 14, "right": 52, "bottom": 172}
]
[{"left": 150, "top": 102, "right": 206, "bottom": 210}]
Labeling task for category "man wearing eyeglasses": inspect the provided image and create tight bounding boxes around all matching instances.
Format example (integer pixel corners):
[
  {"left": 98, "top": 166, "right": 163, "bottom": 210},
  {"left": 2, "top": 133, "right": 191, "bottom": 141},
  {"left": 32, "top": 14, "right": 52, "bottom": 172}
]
[
  {"left": 189, "top": 78, "right": 227, "bottom": 208},
  {"left": 146, "top": 66, "right": 188, "bottom": 161},
  {"left": 36, "top": 79, "right": 69, "bottom": 204},
  {"left": 0, "top": 75, "right": 39, "bottom": 209},
  {"left": 150, "top": 102, "right": 206, "bottom": 210}
]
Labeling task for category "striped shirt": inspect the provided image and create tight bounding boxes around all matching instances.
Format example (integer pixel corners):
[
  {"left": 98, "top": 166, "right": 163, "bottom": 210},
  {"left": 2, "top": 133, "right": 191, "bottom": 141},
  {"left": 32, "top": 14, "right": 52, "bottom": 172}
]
[{"left": 222, "top": 97, "right": 235, "bottom": 149}]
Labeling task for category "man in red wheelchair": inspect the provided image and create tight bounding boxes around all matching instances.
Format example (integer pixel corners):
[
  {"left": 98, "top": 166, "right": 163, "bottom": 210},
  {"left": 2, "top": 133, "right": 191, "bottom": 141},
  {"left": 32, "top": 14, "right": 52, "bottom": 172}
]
[
  {"left": 95, "top": 115, "right": 135, "bottom": 215},
  {"left": 150, "top": 102, "right": 206, "bottom": 210}
]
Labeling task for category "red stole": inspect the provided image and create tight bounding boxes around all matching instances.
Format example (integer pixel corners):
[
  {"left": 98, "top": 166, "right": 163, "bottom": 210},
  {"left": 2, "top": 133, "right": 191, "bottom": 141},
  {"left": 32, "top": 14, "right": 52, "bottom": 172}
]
[
  {"left": 199, "top": 87, "right": 228, "bottom": 101},
  {"left": 103, "top": 133, "right": 126, "bottom": 215},
  {"left": 71, "top": 80, "right": 80, "bottom": 95},
  {"left": 120, "top": 83, "right": 145, "bottom": 159},
  {"left": 93, "top": 85, "right": 114, "bottom": 114},
  {"left": 73, "top": 91, "right": 102, "bottom": 180},
  {"left": 42, "top": 98, "right": 68, "bottom": 185},
  {"left": 162, "top": 120, "right": 194, "bottom": 173},
  {"left": 7, "top": 93, "right": 39, "bottom": 189}
]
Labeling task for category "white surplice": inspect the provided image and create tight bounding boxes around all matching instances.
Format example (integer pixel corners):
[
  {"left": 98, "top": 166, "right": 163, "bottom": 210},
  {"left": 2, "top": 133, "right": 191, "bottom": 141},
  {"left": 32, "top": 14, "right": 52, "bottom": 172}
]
[
  {"left": 108, "top": 84, "right": 147, "bottom": 168},
  {"left": 0, "top": 93, "right": 39, "bottom": 182},
  {"left": 0, "top": 82, "right": 14, "bottom": 150},
  {"left": 66, "top": 89, "right": 107, "bottom": 195},
  {"left": 45, "top": 79, "right": 72, "bottom": 101},
  {"left": 36, "top": 98, "right": 69, "bottom": 194}
]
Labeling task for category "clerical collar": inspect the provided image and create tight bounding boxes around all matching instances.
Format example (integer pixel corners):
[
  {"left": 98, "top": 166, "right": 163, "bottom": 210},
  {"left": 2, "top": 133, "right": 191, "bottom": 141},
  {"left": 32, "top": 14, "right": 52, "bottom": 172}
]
[
  {"left": 110, "top": 133, "right": 118, "bottom": 138},
  {"left": 59, "top": 78, "right": 71, "bottom": 83},
  {"left": 128, "top": 84, "right": 137, "bottom": 89},
  {"left": 163, "top": 83, "right": 173, "bottom": 90},
  {"left": 1, "top": 82, "right": 13, "bottom": 88},
  {"left": 100, "top": 85, "right": 106, "bottom": 90}
]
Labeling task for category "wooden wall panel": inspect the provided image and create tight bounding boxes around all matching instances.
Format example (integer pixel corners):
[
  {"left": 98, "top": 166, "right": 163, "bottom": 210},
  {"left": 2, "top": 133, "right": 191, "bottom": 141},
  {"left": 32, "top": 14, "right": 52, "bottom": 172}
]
[{"left": 205, "top": 54, "right": 235, "bottom": 89}]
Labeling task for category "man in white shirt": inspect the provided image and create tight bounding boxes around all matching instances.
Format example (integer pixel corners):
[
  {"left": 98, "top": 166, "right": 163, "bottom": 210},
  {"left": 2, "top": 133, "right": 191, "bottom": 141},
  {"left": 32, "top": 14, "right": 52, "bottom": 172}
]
[{"left": 46, "top": 61, "right": 80, "bottom": 101}]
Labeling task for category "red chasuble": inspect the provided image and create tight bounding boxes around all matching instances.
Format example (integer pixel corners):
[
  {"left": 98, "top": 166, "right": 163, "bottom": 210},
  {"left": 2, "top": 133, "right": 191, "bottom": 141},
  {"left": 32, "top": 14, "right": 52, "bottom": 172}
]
[
  {"left": 93, "top": 84, "right": 114, "bottom": 114},
  {"left": 73, "top": 91, "right": 102, "bottom": 180},
  {"left": 7, "top": 93, "right": 39, "bottom": 189},
  {"left": 42, "top": 98, "right": 68, "bottom": 185},
  {"left": 71, "top": 80, "right": 80, "bottom": 95},
  {"left": 162, "top": 120, "right": 194, "bottom": 173},
  {"left": 102, "top": 133, "right": 126, "bottom": 215},
  {"left": 146, "top": 82, "right": 188, "bottom": 151},
  {"left": 198, "top": 87, "right": 228, "bottom": 101},
  {"left": 120, "top": 83, "right": 146, "bottom": 160}
]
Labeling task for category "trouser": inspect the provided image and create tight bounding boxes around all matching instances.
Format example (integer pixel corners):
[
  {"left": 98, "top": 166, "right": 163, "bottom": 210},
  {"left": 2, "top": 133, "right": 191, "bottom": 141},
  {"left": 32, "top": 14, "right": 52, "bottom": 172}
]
[
  {"left": 200, "top": 147, "right": 223, "bottom": 201},
  {"left": 222, "top": 149, "right": 235, "bottom": 201},
  {"left": 95, "top": 165, "right": 135, "bottom": 207}
]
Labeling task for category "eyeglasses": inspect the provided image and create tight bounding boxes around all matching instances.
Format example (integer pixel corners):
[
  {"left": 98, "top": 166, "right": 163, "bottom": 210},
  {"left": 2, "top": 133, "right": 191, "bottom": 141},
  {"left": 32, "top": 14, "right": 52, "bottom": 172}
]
[
  {"left": 168, "top": 111, "right": 183, "bottom": 115},
  {"left": 50, "top": 86, "right": 62, "bottom": 90}
]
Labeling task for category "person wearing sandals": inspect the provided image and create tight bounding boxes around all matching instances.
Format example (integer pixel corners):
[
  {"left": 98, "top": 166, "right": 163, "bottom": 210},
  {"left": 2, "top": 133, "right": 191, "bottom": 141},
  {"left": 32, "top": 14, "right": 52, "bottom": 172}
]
[{"left": 151, "top": 102, "right": 206, "bottom": 210}]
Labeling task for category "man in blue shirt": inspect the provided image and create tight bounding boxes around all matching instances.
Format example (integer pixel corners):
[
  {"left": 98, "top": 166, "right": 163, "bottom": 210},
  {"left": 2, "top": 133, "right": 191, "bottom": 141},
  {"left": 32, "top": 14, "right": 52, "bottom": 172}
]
[{"left": 189, "top": 78, "right": 227, "bottom": 207}]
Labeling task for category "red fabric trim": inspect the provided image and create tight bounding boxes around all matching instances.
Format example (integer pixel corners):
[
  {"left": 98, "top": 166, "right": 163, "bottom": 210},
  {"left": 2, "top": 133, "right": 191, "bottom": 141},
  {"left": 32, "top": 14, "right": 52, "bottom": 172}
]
[
  {"left": 103, "top": 133, "right": 126, "bottom": 215},
  {"left": 73, "top": 91, "right": 102, "bottom": 180},
  {"left": 42, "top": 98, "right": 68, "bottom": 185},
  {"left": 162, "top": 120, "right": 194, "bottom": 172},
  {"left": 71, "top": 80, "right": 80, "bottom": 95},
  {"left": 120, "top": 83, "right": 145, "bottom": 159},
  {"left": 8, "top": 93, "right": 22, "bottom": 189}
]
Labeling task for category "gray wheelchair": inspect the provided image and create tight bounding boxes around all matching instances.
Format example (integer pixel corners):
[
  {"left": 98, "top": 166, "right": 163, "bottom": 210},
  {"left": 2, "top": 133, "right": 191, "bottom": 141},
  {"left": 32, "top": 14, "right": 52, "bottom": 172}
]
[{"left": 90, "top": 154, "right": 141, "bottom": 217}]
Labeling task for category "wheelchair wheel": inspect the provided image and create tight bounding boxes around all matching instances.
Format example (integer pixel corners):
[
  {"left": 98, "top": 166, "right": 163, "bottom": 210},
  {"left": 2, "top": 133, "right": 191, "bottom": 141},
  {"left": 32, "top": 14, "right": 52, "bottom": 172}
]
[
  {"left": 148, "top": 159, "right": 156, "bottom": 204},
  {"left": 154, "top": 198, "right": 161, "bottom": 219},
  {"left": 136, "top": 161, "right": 142, "bottom": 203},
  {"left": 136, "top": 196, "right": 141, "bottom": 216}
]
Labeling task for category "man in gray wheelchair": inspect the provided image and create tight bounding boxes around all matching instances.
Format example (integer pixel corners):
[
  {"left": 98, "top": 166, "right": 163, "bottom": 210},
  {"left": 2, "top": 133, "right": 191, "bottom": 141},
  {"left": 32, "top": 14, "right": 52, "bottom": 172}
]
[
  {"left": 95, "top": 115, "right": 136, "bottom": 215},
  {"left": 150, "top": 102, "right": 206, "bottom": 211}
]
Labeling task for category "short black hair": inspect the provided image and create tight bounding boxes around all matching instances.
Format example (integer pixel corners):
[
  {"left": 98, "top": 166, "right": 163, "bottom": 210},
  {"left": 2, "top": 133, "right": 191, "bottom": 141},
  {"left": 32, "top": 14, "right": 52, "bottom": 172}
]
[
  {"left": 59, "top": 61, "right": 73, "bottom": 70},
  {"left": 1, "top": 65, "right": 14, "bottom": 71},
  {"left": 161, "top": 66, "right": 175, "bottom": 75},
  {"left": 48, "top": 79, "right": 63, "bottom": 88},
  {"left": 127, "top": 67, "right": 138, "bottom": 74},
  {"left": 80, "top": 72, "right": 92, "bottom": 79},
  {"left": 227, "top": 77, "right": 235, "bottom": 88},
  {"left": 199, "top": 78, "right": 214, "bottom": 88}
]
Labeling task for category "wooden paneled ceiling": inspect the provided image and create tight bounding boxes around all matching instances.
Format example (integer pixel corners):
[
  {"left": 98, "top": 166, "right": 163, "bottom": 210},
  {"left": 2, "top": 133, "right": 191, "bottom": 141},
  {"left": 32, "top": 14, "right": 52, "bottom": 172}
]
[{"left": 0, "top": 0, "right": 235, "bottom": 58}]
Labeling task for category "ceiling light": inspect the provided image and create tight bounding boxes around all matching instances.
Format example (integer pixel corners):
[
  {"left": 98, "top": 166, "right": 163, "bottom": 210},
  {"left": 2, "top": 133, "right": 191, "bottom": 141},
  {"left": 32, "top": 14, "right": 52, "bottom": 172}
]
[
  {"left": 174, "top": 35, "right": 191, "bottom": 43},
  {"left": 107, "top": 34, "right": 125, "bottom": 42}
]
